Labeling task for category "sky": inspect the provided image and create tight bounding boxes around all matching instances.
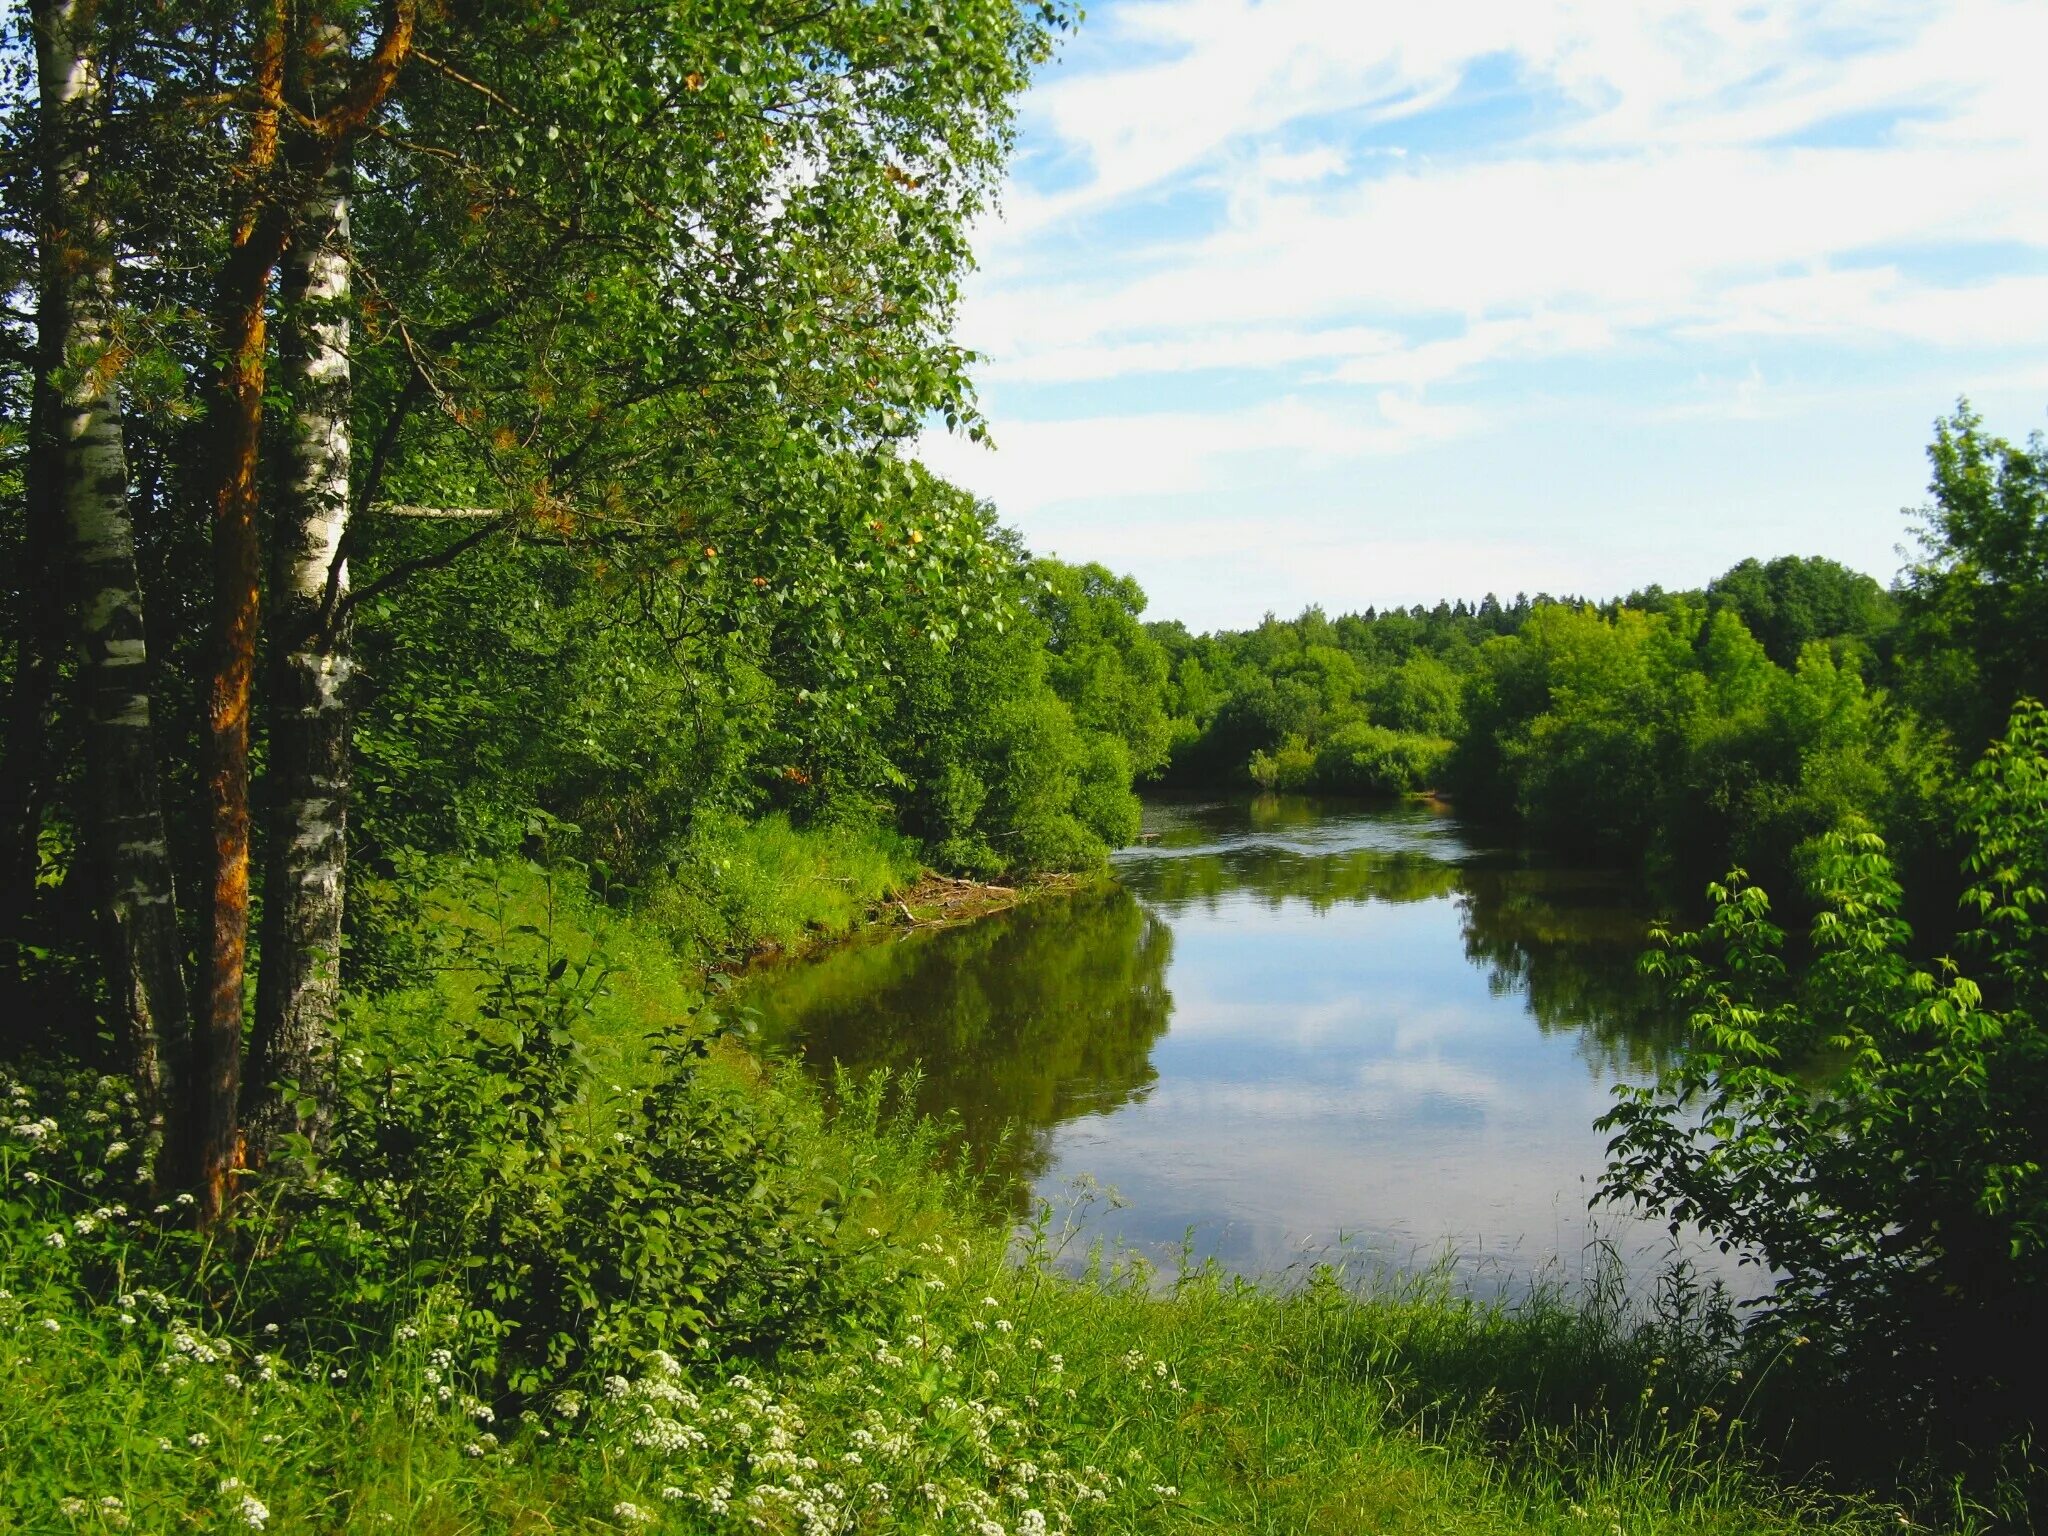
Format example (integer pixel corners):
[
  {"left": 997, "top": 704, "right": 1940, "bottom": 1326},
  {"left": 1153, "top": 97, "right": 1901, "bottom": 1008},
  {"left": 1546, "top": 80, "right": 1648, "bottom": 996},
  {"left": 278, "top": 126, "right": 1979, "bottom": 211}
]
[{"left": 913, "top": 0, "right": 2048, "bottom": 633}]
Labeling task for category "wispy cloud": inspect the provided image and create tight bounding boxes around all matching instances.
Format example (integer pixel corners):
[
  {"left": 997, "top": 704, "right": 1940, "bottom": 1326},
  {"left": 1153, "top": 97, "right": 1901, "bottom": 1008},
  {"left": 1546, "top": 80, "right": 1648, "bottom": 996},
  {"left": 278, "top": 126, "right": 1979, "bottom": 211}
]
[{"left": 924, "top": 0, "right": 2048, "bottom": 627}]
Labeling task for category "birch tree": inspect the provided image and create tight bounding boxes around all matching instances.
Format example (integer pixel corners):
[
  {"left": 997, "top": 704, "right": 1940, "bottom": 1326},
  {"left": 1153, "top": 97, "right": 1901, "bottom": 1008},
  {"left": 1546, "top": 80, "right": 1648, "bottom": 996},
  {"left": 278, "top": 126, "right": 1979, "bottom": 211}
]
[
  {"left": 244, "top": 16, "right": 354, "bottom": 1161},
  {"left": 30, "top": 0, "right": 188, "bottom": 1127},
  {"left": 188, "top": 1, "right": 415, "bottom": 1216}
]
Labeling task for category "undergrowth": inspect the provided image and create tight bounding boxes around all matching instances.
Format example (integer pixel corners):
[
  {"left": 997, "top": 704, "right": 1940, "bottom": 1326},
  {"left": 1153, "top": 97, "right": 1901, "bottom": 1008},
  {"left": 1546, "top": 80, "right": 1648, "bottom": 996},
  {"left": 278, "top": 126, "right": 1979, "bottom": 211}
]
[{"left": 0, "top": 845, "right": 1953, "bottom": 1535}]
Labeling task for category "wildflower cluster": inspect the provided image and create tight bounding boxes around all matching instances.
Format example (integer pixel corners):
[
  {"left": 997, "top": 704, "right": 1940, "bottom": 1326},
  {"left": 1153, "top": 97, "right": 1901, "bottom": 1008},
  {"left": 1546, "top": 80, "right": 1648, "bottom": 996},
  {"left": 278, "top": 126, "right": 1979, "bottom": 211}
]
[{"left": 574, "top": 1237, "right": 1183, "bottom": 1533}]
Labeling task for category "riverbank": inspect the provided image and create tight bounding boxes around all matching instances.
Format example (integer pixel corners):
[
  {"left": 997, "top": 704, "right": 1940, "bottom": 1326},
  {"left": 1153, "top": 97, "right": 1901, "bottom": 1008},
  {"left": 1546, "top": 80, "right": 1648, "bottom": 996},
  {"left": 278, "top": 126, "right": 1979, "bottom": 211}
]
[{"left": 0, "top": 828, "right": 1937, "bottom": 1534}]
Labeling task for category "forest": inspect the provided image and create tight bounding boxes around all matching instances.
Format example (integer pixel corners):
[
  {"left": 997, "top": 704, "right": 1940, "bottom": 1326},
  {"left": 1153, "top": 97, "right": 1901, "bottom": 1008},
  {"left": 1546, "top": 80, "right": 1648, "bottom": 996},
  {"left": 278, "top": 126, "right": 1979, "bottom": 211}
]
[
  {"left": 1142, "top": 422, "right": 2041, "bottom": 916},
  {"left": 2, "top": 2, "right": 2046, "bottom": 1533}
]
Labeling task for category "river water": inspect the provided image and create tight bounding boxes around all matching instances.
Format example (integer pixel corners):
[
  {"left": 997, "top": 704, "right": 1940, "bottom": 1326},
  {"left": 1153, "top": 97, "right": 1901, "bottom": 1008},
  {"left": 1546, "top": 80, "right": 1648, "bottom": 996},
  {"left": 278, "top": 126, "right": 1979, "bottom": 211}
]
[{"left": 746, "top": 796, "right": 1741, "bottom": 1296}]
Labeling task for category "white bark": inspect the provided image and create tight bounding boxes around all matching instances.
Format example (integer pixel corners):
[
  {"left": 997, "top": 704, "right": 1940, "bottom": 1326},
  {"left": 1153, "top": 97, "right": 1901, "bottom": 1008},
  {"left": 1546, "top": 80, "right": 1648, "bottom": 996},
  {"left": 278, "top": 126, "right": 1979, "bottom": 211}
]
[
  {"left": 248, "top": 69, "right": 353, "bottom": 1156},
  {"left": 33, "top": 0, "right": 189, "bottom": 1119}
]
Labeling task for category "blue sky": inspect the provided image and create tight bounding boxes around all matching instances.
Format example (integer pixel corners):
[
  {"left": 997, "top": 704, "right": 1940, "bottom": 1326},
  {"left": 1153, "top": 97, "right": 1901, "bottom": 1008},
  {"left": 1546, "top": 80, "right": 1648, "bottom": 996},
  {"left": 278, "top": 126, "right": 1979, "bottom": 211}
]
[{"left": 915, "top": 0, "right": 2048, "bottom": 633}]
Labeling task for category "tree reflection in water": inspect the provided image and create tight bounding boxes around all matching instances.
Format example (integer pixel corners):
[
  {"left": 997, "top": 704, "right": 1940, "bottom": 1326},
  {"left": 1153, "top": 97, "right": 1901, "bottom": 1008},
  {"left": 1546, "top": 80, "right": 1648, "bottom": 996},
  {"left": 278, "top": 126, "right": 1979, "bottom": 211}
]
[
  {"left": 1453, "top": 860, "right": 1684, "bottom": 1077},
  {"left": 747, "top": 797, "right": 1686, "bottom": 1249},
  {"left": 749, "top": 887, "right": 1173, "bottom": 1204}
]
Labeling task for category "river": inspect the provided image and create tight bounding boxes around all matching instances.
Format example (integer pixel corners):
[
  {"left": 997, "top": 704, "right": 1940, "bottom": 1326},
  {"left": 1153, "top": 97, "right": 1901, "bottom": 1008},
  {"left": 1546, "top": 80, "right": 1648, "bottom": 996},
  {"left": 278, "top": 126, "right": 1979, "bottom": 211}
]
[{"left": 746, "top": 795, "right": 1745, "bottom": 1297}]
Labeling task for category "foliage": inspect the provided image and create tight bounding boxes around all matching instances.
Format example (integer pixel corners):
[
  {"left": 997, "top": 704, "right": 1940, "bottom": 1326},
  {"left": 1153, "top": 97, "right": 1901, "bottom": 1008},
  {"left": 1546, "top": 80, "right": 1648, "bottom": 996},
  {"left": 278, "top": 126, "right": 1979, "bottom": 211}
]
[
  {"left": 1449, "top": 599, "right": 1939, "bottom": 898},
  {"left": 1031, "top": 560, "right": 1175, "bottom": 780},
  {"left": 0, "top": 0, "right": 1093, "bottom": 1170},
  {"left": 1598, "top": 699, "right": 2048, "bottom": 1497},
  {"left": 1898, "top": 403, "right": 2048, "bottom": 758},
  {"left": 1145, "top": 537, "right": 1954, "bottom": 909},
  {"left": 2, "top": 1059, "right": 1911, "bottom": 1536},
  {"left": 875, "top": 547, "right": 1144, "bottom": 875},
  {"left": 1314, "top": 722, "right": 1454, "bottom": 795},
  {"left": 1705, "top": 556, "right": 1896, "bottom": 671}
]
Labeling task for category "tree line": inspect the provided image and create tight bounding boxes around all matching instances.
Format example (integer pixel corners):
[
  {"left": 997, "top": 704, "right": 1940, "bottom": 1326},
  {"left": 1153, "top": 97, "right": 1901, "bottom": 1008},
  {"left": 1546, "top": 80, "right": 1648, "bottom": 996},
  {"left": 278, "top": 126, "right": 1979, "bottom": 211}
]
[{"left": 1138, "top": 402, "right": 2047, "bottom": 913}]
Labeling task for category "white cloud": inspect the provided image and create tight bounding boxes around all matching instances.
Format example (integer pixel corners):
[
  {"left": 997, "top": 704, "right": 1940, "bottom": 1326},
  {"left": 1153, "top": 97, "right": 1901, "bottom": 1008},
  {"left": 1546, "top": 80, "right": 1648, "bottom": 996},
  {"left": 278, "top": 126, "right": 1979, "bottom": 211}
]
[
  {"left": 918, "top": 394, "right": 1470, "bottom": 513},
  {"left": 964, "top": 0, "right": 2045, "bottom": 385},
  {"left": 943, "top": 0, "right": 2048, "bottom": 617}
]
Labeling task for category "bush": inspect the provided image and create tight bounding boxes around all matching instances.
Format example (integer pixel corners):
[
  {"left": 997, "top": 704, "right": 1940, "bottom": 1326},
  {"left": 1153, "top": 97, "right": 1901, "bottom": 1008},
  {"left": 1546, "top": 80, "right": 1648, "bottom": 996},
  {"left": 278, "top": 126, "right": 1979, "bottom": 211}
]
[
  {"left": 1247, "top": 735, "right": 1315, "bottom": 791},
  {"left": 247, "top": 870, "right": 932, "bottom": 1398},
  {"left": 1313, "top": 722, "right": 1452, "bottom": 795},
  {"left": 1599, "top": 699, "right": 2048, "bottom": 1500}
]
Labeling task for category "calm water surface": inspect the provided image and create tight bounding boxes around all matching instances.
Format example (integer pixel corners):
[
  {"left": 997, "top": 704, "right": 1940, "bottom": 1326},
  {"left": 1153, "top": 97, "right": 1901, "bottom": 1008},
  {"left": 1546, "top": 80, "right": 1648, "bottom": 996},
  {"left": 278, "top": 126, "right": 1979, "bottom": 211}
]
[{"left": 748, "top": 796, "right": 1734, "bottom": 1293}]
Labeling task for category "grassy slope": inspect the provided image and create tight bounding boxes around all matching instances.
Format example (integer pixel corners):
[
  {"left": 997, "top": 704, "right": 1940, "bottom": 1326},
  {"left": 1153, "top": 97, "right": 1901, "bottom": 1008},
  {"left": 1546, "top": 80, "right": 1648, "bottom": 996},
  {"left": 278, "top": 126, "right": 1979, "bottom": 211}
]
[{"left": 1, "top": 823, "right": 1908, "bottom": 1535}]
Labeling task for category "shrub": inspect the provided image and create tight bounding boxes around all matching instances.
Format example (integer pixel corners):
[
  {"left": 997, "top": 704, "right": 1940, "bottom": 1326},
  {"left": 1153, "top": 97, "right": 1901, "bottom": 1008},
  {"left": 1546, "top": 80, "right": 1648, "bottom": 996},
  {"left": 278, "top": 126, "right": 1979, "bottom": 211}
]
[
  {"left": 1599, "top": 699, "right": 2048, "bottom": 1495},
  {"left": 1247, "top": 735, "right": 1315, "bottom": 791},
  {"left": 1313, "top": 723, "right": 1452, "bottom": 795}
]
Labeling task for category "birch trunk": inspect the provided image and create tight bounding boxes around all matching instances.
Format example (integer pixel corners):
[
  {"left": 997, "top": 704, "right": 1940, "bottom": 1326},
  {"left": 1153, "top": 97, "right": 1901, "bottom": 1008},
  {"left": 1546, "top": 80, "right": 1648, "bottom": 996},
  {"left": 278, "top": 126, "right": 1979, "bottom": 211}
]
[
  {"left": 31, "top": 0, "right": 190, "bottom": 1125},
  {"left": 246, "top": 129, "right": 352, "bottom": 1161},
  {"left": 190, "top": 0, "right": 412, "bottom": 1220}
]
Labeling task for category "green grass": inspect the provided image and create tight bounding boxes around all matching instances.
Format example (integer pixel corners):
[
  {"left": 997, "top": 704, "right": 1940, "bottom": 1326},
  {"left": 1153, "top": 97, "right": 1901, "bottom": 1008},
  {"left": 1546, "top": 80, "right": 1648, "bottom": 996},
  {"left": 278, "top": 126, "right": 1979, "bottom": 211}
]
[
  {"left": 0, "top": 1186, "right": 1910, "bottom": 1536},
  {"left": 0, "top": 836, "right": 1952, "bottom": 1535},
  {"left": 349, "top": 811, "right": 922, "bottom": 1106}
]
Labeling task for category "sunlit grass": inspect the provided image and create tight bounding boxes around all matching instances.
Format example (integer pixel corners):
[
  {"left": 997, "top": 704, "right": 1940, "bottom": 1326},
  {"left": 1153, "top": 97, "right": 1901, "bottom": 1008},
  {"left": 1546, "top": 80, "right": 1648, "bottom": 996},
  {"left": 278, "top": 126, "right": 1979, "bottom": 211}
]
[{"left": 0, "top": 853, "right": 1959, "bottom": 1534}]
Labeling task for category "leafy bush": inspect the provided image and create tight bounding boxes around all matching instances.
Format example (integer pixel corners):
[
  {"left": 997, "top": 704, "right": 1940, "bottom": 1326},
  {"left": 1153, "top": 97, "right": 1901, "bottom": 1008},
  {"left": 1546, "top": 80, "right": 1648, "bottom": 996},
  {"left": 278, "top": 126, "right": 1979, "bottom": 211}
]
[
  {"left": 1247, "top": 736, "right": 1316, "bottom": 791},
  {"left": 1599, "top": 699, "right": 2048, "bottom": 1492},
  {"left": 249, "top": 877, "right": 922, "bottom": 1399},
  {"left": 1312, "top": 722, "right": 1452, "bottom": 795}
]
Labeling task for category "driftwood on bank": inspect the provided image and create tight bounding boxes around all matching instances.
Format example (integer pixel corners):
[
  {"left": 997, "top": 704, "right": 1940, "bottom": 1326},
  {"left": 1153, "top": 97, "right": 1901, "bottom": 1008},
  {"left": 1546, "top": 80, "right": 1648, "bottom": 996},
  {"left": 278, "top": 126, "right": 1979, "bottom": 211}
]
[{"left": 883, "top": 870, "right": 1085, "bottom": 932}]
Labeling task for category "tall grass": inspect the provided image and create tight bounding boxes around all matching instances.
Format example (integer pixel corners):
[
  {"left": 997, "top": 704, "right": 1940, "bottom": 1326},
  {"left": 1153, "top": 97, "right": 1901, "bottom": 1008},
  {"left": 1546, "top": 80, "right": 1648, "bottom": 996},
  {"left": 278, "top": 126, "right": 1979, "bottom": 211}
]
[{"left": 0, "top": 843, "right": 1950, "bottom": 1535}]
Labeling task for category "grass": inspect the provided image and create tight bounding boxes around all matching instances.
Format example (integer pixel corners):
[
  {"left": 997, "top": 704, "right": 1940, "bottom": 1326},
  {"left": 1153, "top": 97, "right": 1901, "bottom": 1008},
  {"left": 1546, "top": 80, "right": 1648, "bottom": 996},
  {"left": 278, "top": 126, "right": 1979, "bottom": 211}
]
[
  {"left": 349, "top": 811, "right": 923, "bottom": 1107},
  {"left": 0, "top": 835, "right": 1954, "bottom": 1535},
  {"left": 0, "top": 1176, "right": 1910, "bottom": 1535}
]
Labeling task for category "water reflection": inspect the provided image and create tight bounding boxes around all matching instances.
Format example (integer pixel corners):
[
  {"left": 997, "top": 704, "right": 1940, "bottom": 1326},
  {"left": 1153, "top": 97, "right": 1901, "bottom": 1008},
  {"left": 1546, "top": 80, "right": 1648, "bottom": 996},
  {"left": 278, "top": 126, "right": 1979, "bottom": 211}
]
[
  {"left": 749, "top": 796, "right": 1720, "bottom": 1291},
  {"left": 745, "top": 888, "right": 1173, "bottom": 1197}
]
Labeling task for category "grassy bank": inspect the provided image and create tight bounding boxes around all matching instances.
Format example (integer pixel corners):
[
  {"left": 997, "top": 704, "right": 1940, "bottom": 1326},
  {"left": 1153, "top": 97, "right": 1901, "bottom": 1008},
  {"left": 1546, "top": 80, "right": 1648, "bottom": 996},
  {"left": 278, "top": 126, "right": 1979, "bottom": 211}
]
[{"left": 1, "top": 827, "right": 1929, "bottom": 1535}]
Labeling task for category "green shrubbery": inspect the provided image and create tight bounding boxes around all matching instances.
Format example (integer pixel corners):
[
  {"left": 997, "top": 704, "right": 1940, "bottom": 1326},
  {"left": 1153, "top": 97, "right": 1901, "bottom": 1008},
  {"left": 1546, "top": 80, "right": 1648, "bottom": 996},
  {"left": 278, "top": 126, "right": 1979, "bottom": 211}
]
[
  {"left": 1, "top": 1053, "right": 1907, "bottom": 1536},
  {"left": 1244, "top": 725, "right": 1449, "bottom": 794},
  {"left": 1315, "top": 722, "right": 1455, "bottom": 795},
  {"left": 1600, "top": 700, "right": 2048, "bottom": 1513}
]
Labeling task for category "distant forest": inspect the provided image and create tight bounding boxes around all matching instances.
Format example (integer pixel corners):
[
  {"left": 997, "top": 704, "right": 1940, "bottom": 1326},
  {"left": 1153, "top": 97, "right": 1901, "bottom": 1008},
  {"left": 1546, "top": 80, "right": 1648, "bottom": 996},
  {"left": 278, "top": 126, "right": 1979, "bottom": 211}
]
[{"left": 1096, "top": 404, "right": 2046, "bottom": 911}]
